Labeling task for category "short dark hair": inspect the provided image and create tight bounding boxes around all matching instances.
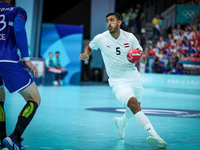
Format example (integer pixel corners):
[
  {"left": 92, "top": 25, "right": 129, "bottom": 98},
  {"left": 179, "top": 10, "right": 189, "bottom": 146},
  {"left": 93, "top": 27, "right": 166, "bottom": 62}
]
[{"left": 106, "top": 12, "right": 122, "bottom": 21}]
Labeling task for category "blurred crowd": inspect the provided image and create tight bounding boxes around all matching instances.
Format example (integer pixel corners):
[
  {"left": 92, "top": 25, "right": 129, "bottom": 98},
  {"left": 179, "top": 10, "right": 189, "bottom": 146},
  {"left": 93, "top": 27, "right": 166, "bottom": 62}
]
[
  {"left": 145, "top": 20, "right": 200, "bottom": 60},
  {"left": 120, "top": 1, "right": 200, "bottom": 75}
]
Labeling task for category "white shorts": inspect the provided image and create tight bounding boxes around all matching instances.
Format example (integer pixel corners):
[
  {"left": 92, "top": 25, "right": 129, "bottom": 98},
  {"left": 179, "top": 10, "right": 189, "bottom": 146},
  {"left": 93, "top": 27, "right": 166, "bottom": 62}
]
[{"left": 108, "top": 70, "right": 144, "bottom": 106}]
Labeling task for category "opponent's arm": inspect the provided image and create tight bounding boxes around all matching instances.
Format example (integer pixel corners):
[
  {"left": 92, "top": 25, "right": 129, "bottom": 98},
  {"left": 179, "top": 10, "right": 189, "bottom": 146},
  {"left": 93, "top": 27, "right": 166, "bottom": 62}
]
[
  {"left": 79, "top": 45, "right": 92, "bottom": 61},
  {"left": 14, "top": 16, "right": 29, "bottom": 60},
  {"left": 14, "top": 16, "right": 38, "bottom": 77}
]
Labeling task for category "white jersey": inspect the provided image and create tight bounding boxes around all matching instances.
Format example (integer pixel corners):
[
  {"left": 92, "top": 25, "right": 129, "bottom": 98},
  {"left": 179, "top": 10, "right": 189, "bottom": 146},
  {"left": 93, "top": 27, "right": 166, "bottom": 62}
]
[{"left": 89, "top": 29, "right": 143, "bottom": 78}]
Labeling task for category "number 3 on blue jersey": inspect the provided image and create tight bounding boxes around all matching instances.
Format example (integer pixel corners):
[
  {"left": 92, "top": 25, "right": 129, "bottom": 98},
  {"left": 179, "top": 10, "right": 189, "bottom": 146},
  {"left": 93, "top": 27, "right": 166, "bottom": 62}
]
[
  {"left": 116, "top": 47, "right": 121, "bottom": 55},
  {"left": 0, "top": 14, "right": 6, "bottom": 31}
]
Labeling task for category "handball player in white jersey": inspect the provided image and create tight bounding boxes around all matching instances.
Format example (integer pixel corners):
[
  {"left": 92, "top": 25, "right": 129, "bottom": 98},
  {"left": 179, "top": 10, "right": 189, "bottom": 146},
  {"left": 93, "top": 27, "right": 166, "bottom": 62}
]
[{"left": 79, "top": 12, "right": 167, "bottom": 149}]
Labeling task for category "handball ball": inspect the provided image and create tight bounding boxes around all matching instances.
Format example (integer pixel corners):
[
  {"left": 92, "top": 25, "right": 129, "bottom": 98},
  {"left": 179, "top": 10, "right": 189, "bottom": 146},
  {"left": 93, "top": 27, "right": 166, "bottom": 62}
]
[{"left": 127, "top": 49, "right": 142, "bottom": 63}]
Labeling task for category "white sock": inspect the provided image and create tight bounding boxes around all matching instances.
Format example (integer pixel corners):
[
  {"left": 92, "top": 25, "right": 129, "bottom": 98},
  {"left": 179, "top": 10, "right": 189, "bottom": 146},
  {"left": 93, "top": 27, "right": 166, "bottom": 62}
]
[
  {"left": 135, "top": 111, "right": 158, "bottom": 137},
  {"left": 121, "top": 107, "right": 134, "bottom": 125}
]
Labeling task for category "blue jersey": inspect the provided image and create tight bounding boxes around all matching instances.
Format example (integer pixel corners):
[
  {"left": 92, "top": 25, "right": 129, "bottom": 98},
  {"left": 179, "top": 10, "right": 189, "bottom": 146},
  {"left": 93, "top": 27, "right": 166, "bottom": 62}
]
[{"left": 0, "top": 3, "right": 27, "bottom": 62}]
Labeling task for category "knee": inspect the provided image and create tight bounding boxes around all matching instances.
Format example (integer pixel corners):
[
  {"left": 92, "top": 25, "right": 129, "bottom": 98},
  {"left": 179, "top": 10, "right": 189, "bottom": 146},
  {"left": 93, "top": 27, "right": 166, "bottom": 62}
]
[
  {"left": 127, "top": 97, "right": 141, "bottom": 114},
  {"left": 26, "top": 94, "right": 41, "bottom": 106}
]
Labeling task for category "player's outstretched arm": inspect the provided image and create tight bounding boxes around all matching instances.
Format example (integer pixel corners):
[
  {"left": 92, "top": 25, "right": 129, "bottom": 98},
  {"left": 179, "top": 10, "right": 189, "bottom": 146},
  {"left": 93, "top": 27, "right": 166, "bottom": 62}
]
[{"left": 79, "top": 45, "right": 92, "bottom": 61}]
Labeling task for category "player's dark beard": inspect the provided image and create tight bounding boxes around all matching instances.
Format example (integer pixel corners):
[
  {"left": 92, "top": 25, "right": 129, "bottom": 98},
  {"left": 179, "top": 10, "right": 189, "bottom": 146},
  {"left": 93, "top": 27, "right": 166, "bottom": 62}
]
[{"left": 108, "top": 24, "right": 119, "bottom": 34}]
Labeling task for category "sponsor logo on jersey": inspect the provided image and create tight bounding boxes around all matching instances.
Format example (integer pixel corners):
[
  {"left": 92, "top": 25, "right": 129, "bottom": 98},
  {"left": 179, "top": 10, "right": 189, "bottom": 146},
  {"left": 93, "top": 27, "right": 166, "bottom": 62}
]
[
  {"left": 107, "top": 45, "right": 110, "bottom": 48},
  {"left": 0, "top": 7, "right": 14, "bottom": 12},
  {"left": 124, "top": 43, "right": 129, "bottom": 48},
  {"left": 86, "top": 108, "right": 200, "bottom": 119}
]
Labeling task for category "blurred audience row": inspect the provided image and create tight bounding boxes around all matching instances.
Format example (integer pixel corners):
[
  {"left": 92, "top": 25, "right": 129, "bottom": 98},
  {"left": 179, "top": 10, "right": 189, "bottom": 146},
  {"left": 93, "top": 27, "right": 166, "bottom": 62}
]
[
  {"left": 120, "top": 2, "right": 200, "bottom": 76},
  {"left": 145, "top": 17, "right": 200, "bottom": 62},
  {"left": 151, "top": 56, "right": 184, "bottom": 75}
]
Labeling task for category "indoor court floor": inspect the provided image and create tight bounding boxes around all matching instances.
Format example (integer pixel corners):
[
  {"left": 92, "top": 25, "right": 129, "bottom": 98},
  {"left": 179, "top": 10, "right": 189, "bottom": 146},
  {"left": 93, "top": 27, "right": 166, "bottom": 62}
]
[{"left": 3, "top": 84, "right": 200, "bottom": 150}]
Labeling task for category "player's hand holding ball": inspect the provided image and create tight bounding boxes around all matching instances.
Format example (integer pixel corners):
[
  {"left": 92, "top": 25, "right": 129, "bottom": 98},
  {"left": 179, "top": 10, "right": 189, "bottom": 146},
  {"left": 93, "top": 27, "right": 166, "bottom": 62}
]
[{"left": 127, "top": 48, "right": 142, "bottom": 63}]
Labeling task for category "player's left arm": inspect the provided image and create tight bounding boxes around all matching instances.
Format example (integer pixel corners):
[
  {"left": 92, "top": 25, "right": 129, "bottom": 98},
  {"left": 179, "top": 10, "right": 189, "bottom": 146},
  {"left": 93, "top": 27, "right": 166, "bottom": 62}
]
[{"left": 14, "top": 10, "right": 38, "bottom": 77}]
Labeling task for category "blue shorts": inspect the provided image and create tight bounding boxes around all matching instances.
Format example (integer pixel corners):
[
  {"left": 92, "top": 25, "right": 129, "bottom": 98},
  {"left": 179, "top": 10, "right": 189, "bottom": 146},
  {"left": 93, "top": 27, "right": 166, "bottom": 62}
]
[{"left": 0, "top": 61, "right": 33, "bottom": 93}]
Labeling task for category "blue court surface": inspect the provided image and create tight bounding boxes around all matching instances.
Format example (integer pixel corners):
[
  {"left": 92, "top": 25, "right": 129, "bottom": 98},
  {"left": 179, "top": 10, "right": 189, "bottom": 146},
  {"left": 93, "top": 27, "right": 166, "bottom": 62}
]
[{"left": 3, "top": 76, "right": 200, "bottom": 150}]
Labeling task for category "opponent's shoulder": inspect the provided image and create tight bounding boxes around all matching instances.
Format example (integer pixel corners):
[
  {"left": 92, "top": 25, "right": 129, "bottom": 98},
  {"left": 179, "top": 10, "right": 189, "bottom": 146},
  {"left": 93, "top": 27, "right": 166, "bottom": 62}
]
[{"left": 14, "top": 6, "right": 27, "bottom": 20}]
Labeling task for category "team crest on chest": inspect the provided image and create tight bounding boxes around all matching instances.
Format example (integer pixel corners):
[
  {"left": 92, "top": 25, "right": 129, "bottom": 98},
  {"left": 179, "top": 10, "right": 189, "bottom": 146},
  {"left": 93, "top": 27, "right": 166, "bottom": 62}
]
[{"left": 124, "top": 43, "right": 129, "bottom": 48}]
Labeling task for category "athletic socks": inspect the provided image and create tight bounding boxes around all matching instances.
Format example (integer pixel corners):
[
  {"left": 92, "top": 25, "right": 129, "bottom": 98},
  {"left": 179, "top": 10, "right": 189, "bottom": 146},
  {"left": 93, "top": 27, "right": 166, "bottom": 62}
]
[
  {"left": 0, "top": 102, "right": 7, "bottom": 141},
  {"left": 121, "top": 107, "right": 134, "bottom": 125},
  {"left": 13, "top": 101, "right": 38, "bottom": 140},
  {"left": 135, "top": 111, "right": 159, "bottom": 137}
]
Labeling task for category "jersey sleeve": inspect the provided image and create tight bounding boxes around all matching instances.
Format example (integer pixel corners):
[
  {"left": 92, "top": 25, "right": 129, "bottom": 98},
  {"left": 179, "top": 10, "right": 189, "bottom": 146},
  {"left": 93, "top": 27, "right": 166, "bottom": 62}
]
[
  {"left": 16, "top": 7, "right": 27, "bottom": 21},
  {"left": 131, "top": 34, "right": 143, "bottom": 51},
  {"left": 14, "top": 16, "right": 29, "bottom": 58},
  {"left": 89, "top": 34, "right": 101, "bottom": 50}
]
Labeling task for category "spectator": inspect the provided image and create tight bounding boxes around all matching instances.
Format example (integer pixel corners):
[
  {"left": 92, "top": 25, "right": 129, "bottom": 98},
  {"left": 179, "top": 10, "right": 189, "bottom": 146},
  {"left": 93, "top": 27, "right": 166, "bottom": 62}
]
[
  {"left": 135, "top": 3, "right": 144, "bottom": 34},
  {"left": 138, "top": 28, "right": 148, "bottom": 50},
  {"left": 54, "top": 51, "right": 68, "bottom": 85},
  {"left": 194, "top": 17, "right": 199, "bottom": 26},
  {"left": 196, "top": 45, "right": 200, "bottom": 58},
  {"left": 181, "top": 40, "right": 190, "bottom": 56},
  {"left": 174, "top": 62, "right": 183, "bottom": 75},
  {"left": 128, "top": 7, "right": 136, "bottom": 31},
  {"left": 170, "top": 44, "right": 177, "bottom": 53},
  {"left": 45, "top": 52, "right": 55, "bottom": 69},
  {"left": 172, "top": 32, "right": 179, "bottom": 43},
  {"left": 45, "top": 52, "right": 58, "bottom": 85},
  {"left": 151, "top": 56, "right": 166, "bottom": 73},
  {"left": 150, "top": 14, "right": 161, "bottom": 41},
  {"left": 121, "top": 9, "right": 129, "bottom": 31},
  {"left": 166, "top": 58, "right": 174, "bottom": 74},
  {"left": 166, "top": 47, "right": 172, "bottom": 58},
  {"left": 147, "top": 45, "right": 156, "bottom": 57},
  {"left": 157, "top": 36, "right": 165, "bottom": 50},
  {"left": 186, "top": 42, "right": 197, "bottom": 57},
  {"left": 196, "top": 21, "right": 200, "bottom": 32},
  {"left": 156, "top": 49, "right": 165, "bottom": 60},
  {"left": 176, "top": 38, "right": 182, "bottom": 50},
  {"left": 130, "top": 27, "right": 138, "bottom": 38},
  {"left": 179, "top": 30, "right": 185, "bottom": 41},
  {"left": 153, "top": 42, "right": 160, "bottom": 56},
  {"left": 176, "top": 50, "right": 184, "bottom": 58},
  {"left": 165, "top": 34, "right": 173, "bottom": 44},
  {"left": 175, "top": 24, "right": 182, "bottom": 35},
  {"left": 195, "top": 30, "right": 200, "bottom": 43},
  {"left": 187, "top": 28, "right": 194, "bottom": 40},
  {"left": 184, "top": 26, "right": 193, "bottom": 40}
]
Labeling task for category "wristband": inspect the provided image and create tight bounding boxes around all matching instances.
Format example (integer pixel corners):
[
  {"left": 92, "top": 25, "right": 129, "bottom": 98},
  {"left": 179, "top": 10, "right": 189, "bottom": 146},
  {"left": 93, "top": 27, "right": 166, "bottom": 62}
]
[{"left": 23, "top": 57, "right": 30, "bottom": 61}]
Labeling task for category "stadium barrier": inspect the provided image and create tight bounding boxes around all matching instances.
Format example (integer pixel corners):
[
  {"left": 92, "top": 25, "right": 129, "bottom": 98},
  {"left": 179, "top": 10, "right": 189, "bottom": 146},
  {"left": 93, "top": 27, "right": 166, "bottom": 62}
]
[{"left": 140, "top": 73, "right": 200, "bottom": 90}]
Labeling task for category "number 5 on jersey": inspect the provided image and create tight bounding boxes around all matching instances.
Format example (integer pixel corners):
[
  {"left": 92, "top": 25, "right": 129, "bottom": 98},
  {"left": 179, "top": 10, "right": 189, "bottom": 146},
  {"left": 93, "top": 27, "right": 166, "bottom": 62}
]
[{"left": 116, "top": 47, "right": 121, "bottom": 55}]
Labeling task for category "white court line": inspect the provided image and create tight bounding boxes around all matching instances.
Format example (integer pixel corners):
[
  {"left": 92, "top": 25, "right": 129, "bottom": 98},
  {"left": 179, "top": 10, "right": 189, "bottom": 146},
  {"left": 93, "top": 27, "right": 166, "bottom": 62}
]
[{"left": 40, "top": 147, "right": 53, "bottom": 149}]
